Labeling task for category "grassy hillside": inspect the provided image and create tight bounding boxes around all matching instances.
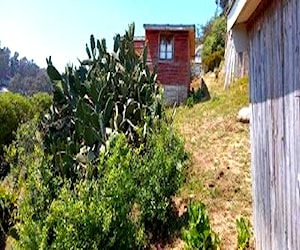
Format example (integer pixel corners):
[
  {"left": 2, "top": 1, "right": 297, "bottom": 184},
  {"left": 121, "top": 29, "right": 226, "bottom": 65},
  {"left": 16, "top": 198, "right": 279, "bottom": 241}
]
[{"left": 171, "top": 75, "right": 252, "bottom": 249}]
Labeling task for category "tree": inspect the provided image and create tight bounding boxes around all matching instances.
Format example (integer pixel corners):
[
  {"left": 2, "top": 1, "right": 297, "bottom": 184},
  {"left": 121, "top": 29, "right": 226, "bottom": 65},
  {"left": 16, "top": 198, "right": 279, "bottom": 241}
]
[
  {"left": 9, "top": 70, "right": 52, "bottom": 95},
  {"left": 0, "top": 47, "right": 11, "bottom": 86},
  {"left": 9, "top": 52, "right": 20, "bottom": 77},
  {"left": 198, "top": 18, "right": 214, "bottom": 44},
  {"left": 201, "top": 16, "right": 226, "bottom": 72},
  {"left": 215, "top": 0, "right": 230, "bottom": 14},
  {"left": 0, "top": 44, "right": 52, "bottom": 95}
]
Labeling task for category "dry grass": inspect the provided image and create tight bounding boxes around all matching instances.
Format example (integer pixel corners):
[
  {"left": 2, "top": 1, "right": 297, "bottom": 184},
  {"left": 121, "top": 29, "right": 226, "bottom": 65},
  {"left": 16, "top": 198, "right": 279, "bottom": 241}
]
[{"left": 169, "top": 74, "right": 253, "bottom": 249}]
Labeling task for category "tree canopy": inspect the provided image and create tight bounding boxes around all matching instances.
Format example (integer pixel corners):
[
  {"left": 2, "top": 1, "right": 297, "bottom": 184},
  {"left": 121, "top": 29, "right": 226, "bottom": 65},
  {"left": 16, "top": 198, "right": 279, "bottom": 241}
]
[
  {"left": 215, "top": 0, "right": 230, "bottom": 14},
  {"left": 0, "top": 45, "right": 51, "bottom": 95},
  {"left": 201, "top": 15, "right": 226, "bottom": 72}
]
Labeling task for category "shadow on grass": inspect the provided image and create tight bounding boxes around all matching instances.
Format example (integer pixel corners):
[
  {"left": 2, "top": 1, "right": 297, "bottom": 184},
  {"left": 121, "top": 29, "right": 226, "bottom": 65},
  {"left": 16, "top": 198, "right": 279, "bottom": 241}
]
[{"left": 145, "top": 199, "right": 189, "bottom": 249}]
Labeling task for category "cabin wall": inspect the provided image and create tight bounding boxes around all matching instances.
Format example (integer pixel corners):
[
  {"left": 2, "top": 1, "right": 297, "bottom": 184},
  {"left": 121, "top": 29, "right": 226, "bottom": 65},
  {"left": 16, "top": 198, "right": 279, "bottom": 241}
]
[
  {"left": 146, "top": 30, "right": 191, "bottom": 104},
  {"left": 248, "top": 0, "right": 300, "bottom": 249},
  {"left": 224, "top": 30, "right": 249, "bottom": 89}
]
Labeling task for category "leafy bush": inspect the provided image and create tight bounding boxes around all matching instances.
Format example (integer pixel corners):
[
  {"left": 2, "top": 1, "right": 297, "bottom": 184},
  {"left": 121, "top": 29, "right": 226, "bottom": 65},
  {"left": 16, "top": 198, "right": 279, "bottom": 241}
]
[
  {"left": 0, "top": 187, "right": 18, "bottom": 249},
  {"left": 29, "top": 92, "right": 52, "bottom": 118},
  {"left": 186, "top": 96, "right": 195, "bottom": 108},
  {"left": 16, "top": 136, "right": 145, "bottom": 249},
  {"left": 0, "top": 92, "right": 51, "bottom": 180},
  {"left": 133, "top": 123, "right": 186, "bottom": 236},
  {"left": 0, "top": 92, "right": 32, "bottom": 151},
  {"left": 0, "top": 92, "right": 52, "bottom": 154},
  {"left": 202, "top": 50, "right": 224, "bottom": 73},
  {"left": 236, "top": 217, "right": 252, "bottom": 250},
  {"left": 16, "top": 126, "right": 186, "bottom": 249},
  {"left": 183, "top": 201, "right": 220, "bottom": 250}
]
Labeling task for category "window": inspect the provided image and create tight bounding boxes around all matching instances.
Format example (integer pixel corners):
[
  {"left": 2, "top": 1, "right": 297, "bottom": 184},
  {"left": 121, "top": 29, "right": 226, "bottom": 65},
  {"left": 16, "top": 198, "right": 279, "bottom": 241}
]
[{"left": 159, "top": 35, "right": 173, "bottom": 60}]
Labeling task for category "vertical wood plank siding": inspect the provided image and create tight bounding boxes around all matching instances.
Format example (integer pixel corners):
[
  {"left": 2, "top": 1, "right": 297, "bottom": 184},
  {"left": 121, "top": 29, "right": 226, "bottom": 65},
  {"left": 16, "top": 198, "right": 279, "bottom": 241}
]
[
  {"left": 248, "top": 0, "right": 300, "bottom": 248},
  {"left": 224, "top": 31, "right": 249, "bottom": 89}
]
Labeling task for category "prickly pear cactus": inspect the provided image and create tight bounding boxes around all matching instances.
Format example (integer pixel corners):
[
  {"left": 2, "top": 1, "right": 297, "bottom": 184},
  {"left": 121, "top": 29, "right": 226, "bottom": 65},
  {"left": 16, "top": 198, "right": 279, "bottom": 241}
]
[{"left": 44, "top": 23, "right": 163, "bottom": 178}]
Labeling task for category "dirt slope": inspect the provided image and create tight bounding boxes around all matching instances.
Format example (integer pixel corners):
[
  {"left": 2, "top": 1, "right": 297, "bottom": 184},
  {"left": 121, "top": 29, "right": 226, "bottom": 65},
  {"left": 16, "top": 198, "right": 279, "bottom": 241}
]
[{"left": 170, "top": 74, "right": 253, "bottom": 249}]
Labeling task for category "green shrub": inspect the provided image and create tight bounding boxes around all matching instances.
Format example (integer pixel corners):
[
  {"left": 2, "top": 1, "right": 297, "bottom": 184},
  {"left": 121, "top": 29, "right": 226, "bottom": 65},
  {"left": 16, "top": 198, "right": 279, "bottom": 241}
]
[
  {"left": 133, "top": 123, "right": 186, "bottom": 235},
  {"left": 0, "top": 92, "right": 51, "bottom": 155},
  {"left": 17, "top": 136, "right": 145, "bottom": 249},
  {"left": 4, "top": 117, "right": 43, "bottom": 186},
  {"left": 29, "top": 92, "right": 52, "bottom": 118},
  {"left": 0, "top": 92, "right": 32, "bottom": 151},
  {"left": 0, "top": 187, "right": 18, "bottom": 249},
  {"left": 16, "top": 127, "right": 186, "bottom": 249},
  {"left": 202, "top": 50, "right": 224, "bottom": 73},
  {"left": 183, "top": 201, "right": 220, "bottom": 250},
  {"left": 236, "top": 217, "right": 252, "bottom": 250},
  {"left": 186, "top": 96, "right": 194, "bottom": 108}
]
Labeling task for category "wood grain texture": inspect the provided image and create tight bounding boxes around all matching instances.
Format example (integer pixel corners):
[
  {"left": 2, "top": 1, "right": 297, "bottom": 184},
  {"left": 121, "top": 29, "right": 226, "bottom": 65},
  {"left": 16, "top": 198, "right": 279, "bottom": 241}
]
[
  {"left": 248, "top": 0, "right": 300, "bottom": 248},
  {"left": 224, "top": 31, "right": 249, "bottom": 89}
]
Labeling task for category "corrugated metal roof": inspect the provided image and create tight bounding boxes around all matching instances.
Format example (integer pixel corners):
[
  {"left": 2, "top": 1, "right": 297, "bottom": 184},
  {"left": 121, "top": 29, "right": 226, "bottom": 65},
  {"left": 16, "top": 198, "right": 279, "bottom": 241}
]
[
  {"left": 133, "top": 36, "right": 145, "bottom": 41},
  {"left": 143, "top": 24, "right": 195, "bottom": 31}
]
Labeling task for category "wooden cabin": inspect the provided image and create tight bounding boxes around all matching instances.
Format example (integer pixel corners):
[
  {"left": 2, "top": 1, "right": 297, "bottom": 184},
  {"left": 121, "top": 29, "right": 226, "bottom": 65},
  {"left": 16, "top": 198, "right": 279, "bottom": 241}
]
[
  {"left": 134, "top": 24, "right": 195, "bottom": 105},
  {"left": 224, "top": 29, "right": 248, "bottom": 89},
  {"left": 228, "top": 0, "right": 300, "bottom": 249}
]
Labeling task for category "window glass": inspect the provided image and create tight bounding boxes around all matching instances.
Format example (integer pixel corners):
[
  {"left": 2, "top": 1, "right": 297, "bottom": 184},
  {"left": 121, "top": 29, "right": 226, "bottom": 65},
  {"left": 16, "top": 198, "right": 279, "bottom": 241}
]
[
  {"left": 166, "top": 52, "right": 172, "bottom": 59},
  {"left": 160, "top": 51, "right": 166, "bottom": 59},
  {"left": 159, "top": 35, "right": 173, "bottom": 60}
]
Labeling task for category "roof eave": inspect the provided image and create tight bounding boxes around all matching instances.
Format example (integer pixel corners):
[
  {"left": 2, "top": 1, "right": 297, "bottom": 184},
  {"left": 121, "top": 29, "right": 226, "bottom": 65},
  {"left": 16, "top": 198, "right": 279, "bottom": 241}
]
[
  {"left": 227, "top": 0, "right": 262, "bottom": 31},
  {"left": 143, "top": 24, "right": 195, "bottom": 32}
]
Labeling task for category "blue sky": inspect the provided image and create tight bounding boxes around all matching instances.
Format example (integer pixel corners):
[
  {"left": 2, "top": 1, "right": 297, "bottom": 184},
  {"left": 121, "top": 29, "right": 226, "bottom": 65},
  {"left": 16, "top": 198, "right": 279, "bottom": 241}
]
[{"left": 1, "top": 0, "right": 217, "bottom": 72}]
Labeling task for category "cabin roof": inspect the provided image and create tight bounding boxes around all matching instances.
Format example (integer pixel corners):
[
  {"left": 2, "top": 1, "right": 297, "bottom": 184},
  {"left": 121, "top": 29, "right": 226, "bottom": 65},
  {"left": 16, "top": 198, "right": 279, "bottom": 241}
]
[
  {"left": 143, "top": 24, "right": 195, "bottom": 31},
  {"left": 133, "top": 36, "right": 145, "bottom": 41},
  {"left": 227, "top": 0, "right": 262, "bottom": 31}
]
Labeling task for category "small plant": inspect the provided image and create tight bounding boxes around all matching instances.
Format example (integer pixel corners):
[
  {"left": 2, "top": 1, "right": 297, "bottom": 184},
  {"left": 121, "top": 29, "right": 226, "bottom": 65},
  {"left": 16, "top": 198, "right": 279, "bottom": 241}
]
[
  {"left": 236, "top": 217, "right": 252, "bottom": 250},
  {"left": 186, "top": 78, "right": 211, "bottom": 108},
  {"left": 186, "top": 96, "right": 194, "bottom": 108},
  {"left": 183, "top": 201, "right": 220, "bottom": 250}
]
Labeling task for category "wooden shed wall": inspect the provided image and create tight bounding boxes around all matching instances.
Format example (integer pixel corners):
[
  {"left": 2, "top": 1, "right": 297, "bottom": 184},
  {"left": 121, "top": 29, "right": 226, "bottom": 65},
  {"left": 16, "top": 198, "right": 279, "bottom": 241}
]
[
  {"left": 145, "top": 30, "right": 191, "bottom": 86},
  {"left": 145, "top": 30, "right": 191, "bottom": 104},
  {"left": 224, "top": 30, "right": 249, "bottom": 89},
  {"left": 248, "top": 0, "right": 300, "bottom": 249}
]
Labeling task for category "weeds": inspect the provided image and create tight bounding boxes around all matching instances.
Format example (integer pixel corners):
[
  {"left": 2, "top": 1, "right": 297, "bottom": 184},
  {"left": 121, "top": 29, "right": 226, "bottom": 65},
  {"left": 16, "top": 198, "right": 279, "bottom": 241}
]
[
  {"left": 236, "top": 216, "right": 252, "bottom": 250},
  {"left": 182, "top": 201, "right": 220, "bottom": 250},
  {"left": 172, "top": 76, "right": 251, "bottom": 247}
]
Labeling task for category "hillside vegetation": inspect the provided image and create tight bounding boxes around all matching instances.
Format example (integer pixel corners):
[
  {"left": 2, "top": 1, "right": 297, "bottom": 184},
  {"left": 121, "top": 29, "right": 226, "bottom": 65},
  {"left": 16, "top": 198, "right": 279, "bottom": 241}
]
[
  {"left": 171, "top": 75, "right": 253, "bottom": 249},
  {"left": 1, "top": 24, "right": 187, "bottom": 250}
]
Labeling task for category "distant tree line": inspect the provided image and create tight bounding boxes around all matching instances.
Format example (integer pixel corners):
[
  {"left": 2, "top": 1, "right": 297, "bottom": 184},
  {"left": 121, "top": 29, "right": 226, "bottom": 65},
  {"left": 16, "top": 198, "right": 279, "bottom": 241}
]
[{"left": 0, "top": 44, "right": 51, "bottom": 95}]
